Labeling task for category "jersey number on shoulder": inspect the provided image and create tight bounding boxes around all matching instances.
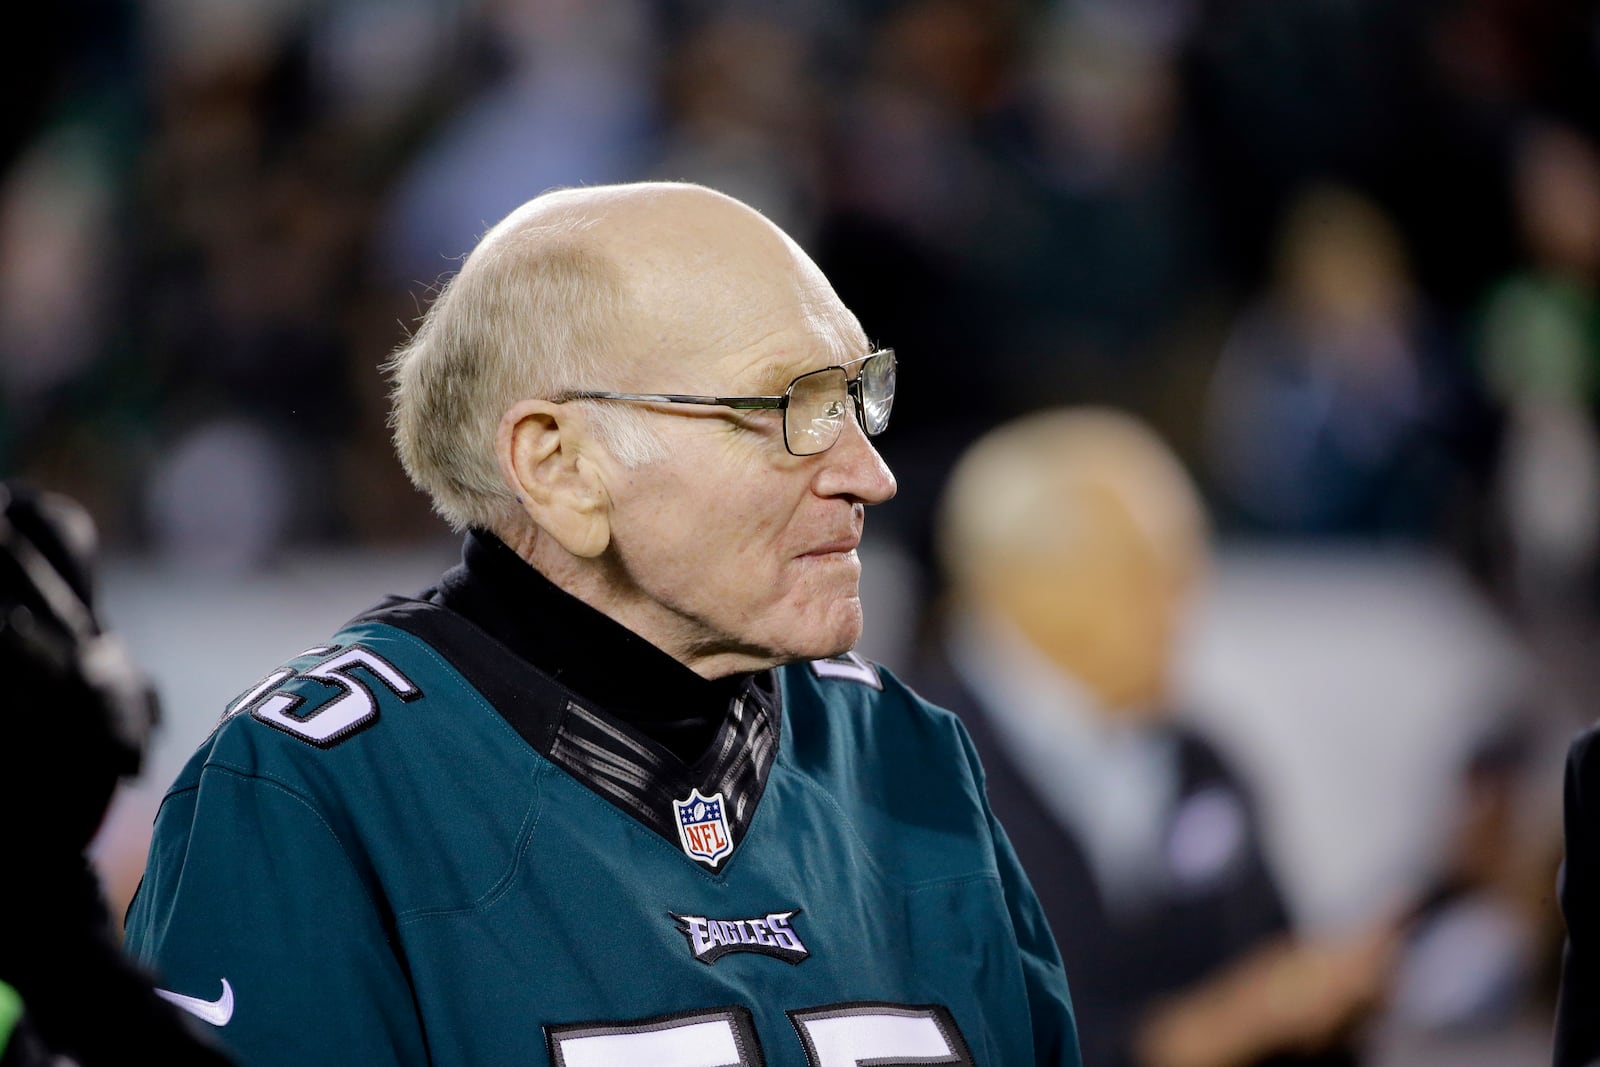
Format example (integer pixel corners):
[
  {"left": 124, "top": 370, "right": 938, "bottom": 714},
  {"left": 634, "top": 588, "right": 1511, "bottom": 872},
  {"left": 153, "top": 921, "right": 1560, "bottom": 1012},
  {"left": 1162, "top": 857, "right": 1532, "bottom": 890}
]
[
  {"left": 547, "top": 1001, "right": 974, "bottom": 1066},
  {"left": 229, "top": 645, "right": 422, "bottom": 748}
]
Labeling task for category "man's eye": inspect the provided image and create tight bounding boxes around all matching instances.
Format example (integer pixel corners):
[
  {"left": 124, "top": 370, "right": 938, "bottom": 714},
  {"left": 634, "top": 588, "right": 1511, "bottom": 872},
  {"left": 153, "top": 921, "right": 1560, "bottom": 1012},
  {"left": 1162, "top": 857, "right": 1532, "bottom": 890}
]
[{"left": 732, "top": 409, "right": 782, "bottom": 434}]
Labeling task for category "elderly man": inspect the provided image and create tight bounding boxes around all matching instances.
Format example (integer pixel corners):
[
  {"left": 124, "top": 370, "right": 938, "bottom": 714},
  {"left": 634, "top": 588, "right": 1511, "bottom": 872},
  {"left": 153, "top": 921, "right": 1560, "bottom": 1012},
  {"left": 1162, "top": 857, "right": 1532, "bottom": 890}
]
[
  {"left": 913, "top": 407, "right": 1394, "bottom": 1067},
  {"left": 122, "top": 182, "right": 1081, "bottom": 1066}
]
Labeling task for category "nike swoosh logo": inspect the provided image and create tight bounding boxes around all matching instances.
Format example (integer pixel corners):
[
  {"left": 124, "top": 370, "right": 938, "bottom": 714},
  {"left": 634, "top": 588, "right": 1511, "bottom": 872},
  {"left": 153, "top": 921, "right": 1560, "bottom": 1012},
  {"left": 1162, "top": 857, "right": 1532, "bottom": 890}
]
[{"left": 155, "top": 978, "right": 234, "bottom": 1026}]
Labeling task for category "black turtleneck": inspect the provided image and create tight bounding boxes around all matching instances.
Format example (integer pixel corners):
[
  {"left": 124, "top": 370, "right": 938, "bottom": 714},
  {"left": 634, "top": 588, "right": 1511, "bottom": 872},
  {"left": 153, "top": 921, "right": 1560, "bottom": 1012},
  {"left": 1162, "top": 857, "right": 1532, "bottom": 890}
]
[
  {"left": 351, "top": 527, "right": 782, "bottom": 868},
  {"left": 427, "top": 529, "right": 742, "bottom": 765}
]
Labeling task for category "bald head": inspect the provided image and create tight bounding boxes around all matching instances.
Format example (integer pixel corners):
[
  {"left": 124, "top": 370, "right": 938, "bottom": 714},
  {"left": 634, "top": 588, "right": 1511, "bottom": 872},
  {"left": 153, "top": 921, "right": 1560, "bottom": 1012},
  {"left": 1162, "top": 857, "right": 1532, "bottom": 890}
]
[
  {"left": 938, "top": 407, "right": 1208, "bottom": 715},
  {"left": 494, "top": 183, "right": 861, "bottom": 382},
  {"left": 939, "top": 407, "right": 1206, "bottom": 590},
  {"left": 386, "top": 181, "right": 860, "bottom": 533}
]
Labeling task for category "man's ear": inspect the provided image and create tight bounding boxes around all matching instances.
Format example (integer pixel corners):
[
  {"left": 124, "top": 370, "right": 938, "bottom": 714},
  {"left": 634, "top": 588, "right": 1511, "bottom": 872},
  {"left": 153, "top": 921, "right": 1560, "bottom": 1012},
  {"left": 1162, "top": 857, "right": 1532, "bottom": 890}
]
[{"left": 497, "top": 399, "right": 611, "bottom": 557}]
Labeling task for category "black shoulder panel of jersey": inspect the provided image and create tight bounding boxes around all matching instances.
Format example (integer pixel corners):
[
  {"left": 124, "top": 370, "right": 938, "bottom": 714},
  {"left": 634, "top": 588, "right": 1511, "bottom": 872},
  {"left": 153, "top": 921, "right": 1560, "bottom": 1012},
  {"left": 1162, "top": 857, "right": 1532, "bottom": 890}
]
[{"left": 351, "top": 594, "right": 566, "bottom": 756}]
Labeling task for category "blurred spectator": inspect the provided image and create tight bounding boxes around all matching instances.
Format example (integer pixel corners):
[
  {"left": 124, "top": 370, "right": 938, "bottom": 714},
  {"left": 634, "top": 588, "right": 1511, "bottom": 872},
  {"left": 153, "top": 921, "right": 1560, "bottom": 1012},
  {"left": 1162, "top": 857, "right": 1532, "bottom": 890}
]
[
  {"left": 911, "top": 405, "right": 1398, "bottom": 1067},
  {"left": 0, "top": 122, "right": 137, "bottom": 535},
  {"left": 1384, "top": 713, "right": 1561, "bottom": 1041},
  {"left": 0, "top": 0, "right": 146, "bottom": 543},
  {"left": 644, "top": 9, "right": 837, "bottom": 241},
  {"left": 814, "top": 0, "right": 1217, "bottom": 583},
  {"left": 1200, "top": 183, "right": 1495, "bottom": 547},
  {"left": 1009, "top": 0, "right": 1212, "bottom": 374},
  {"left": 124, "top": 0, "right": 484, "bottom": 566},
  {"left": 373, "top": 0, "right": 660, "bottom": 292},
  {"left": 1473, "top": 117, "right": 1600, "bottom": 621}
]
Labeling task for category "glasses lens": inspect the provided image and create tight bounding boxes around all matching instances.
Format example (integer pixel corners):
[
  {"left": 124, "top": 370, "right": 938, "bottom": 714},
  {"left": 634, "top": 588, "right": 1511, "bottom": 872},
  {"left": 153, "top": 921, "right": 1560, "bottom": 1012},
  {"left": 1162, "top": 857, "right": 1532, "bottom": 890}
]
[
  {"left": 859, "top": 350, "right": 895, "bottom": 435},
  {"left": 786, "top": 367, "right": 848, "bottom": 455}
]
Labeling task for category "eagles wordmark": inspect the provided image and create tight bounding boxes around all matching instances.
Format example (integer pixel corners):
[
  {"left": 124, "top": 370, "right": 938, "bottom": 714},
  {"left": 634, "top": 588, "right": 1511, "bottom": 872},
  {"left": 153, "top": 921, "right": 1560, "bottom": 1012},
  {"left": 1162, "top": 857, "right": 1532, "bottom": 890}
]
[{"left": 671, "top": 909, "right": 810, "bottom": 965}]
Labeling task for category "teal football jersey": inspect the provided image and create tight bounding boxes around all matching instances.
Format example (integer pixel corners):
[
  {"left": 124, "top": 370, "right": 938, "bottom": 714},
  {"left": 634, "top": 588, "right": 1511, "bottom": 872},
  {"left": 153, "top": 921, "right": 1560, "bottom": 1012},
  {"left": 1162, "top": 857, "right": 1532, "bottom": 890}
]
[{"left": 123, "top": 596, "right": 1080, "bottom": 1066}]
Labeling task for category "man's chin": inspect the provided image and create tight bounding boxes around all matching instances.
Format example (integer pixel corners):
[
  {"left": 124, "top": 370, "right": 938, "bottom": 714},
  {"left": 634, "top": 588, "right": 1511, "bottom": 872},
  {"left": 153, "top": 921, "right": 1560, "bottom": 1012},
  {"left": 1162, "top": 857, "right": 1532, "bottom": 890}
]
[
  {"left": 747, "top": 592, "right": 865, "bottom": 667},
  {"left": 809, "top": 605, "right": 865, "bottom": 662}
]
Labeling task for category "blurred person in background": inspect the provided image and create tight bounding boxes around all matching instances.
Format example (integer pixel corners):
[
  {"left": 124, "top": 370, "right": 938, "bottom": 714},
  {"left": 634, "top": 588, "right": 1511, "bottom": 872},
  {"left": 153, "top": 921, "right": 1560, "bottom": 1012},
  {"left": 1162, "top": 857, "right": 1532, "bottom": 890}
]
[
  {"left": 0, "top": 481, "right": 231, "bottom": 1065},
  {"left": 912, "top": 405, "right": 1399, "bottom": 1067},
  {"left": 121, "top": 180, "right": 1082, "bottom": 1066},
  {"left": 0, "top": 0, "right": 147, "bottom": 546},
  {"left": 1380, "top": 709, "right": 1569, "bottom": 1061},
  {"left": 1199, "top": 183, "right": 1495, "bottom": 550},
  {"left": 1473, "top": 117, "right": 1600, "bottom": 628},
  {"left": 1471, "top": 127, "right": 1600, "bottom": 1065},
  {"left": 1554, "top": 717, "right": 1600, "bottom": 1067},
  {"left": 812, "top": 0, "right": 1215, "bottom": 584},
  {"left": 129, "top": 1, "right": 419, "bottom": 570},
  {"left": 644, "top": 8, "right": 830, "bottom": 245},
  {"left": 373, "top": 0, "right": 659, "bottom": 293}
]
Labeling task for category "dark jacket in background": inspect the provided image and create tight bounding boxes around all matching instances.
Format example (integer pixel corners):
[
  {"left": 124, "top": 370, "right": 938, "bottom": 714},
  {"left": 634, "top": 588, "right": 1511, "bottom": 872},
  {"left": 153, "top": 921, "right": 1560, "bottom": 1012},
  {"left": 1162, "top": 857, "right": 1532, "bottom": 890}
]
[
  {"left": 1555, "top": 722, "right": 1600, "bottom": 1067},
  {"left": 912, "top": 646, "right": 1362, "bottom": 1067}
]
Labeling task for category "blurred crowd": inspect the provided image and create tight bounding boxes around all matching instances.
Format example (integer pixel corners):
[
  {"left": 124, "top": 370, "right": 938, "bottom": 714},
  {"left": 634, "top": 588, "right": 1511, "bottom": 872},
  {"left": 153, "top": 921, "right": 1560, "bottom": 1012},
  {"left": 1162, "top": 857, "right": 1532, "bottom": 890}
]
[
  {"left": 1, "top": 0, "right": 1594, "bottom": 580},
  {"left": 3, "top": 0, "right": 1600, "bottom": 1063}
]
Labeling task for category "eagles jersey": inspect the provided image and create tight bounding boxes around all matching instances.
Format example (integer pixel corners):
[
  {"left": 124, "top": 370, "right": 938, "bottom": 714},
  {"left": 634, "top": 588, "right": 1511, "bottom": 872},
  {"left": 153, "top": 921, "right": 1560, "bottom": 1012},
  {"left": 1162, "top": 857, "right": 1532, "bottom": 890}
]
[{"left": 122, "top": 546, "right": 1081, "bottom": 1066}]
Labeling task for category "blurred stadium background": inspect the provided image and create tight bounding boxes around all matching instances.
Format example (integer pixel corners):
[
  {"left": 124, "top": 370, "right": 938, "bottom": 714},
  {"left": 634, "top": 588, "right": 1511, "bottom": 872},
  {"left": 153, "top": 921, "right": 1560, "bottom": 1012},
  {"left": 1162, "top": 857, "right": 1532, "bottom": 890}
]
[{"left": 5, "top": 1, "right": 1600, "bottom": 1063}]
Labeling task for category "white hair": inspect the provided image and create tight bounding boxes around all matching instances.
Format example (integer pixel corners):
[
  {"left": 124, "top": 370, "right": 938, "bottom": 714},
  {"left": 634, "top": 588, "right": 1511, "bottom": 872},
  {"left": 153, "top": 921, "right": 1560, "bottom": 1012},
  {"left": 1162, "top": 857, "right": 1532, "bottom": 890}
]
[{"left": 384, "top": 211, "right": 665, "bottom": 534}]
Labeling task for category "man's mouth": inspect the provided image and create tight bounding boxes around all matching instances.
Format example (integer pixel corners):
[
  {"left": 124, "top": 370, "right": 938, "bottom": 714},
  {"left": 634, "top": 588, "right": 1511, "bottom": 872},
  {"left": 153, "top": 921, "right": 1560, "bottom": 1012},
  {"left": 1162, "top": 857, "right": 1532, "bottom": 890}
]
[{"left": 801, "top": 537, "right": 860, "bottom": 558}]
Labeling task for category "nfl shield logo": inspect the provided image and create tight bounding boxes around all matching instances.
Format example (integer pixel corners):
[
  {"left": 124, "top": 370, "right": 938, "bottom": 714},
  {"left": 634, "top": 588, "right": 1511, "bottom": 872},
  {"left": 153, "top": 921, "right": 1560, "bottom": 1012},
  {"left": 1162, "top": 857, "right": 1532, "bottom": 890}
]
[{"left": 673, "top": 788, "right": 733, "bottom": 867}]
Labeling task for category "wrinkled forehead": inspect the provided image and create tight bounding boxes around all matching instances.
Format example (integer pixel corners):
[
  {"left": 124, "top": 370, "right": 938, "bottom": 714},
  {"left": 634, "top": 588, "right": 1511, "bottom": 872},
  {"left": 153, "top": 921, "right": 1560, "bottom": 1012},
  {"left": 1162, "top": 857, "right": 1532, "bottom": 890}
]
[
  {"left": 729, "top": 265, "right": 867, "bottom": 397},
  {"left": 768, "top": 265, "right": 869, "bottom": 372}
]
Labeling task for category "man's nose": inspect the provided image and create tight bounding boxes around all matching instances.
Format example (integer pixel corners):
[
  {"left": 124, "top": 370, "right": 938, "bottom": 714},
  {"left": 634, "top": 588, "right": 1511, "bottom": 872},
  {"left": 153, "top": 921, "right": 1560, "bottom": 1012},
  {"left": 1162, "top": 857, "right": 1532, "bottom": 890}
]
[{"left": 815, "top": 414, "right": 897, "bottom": 504}]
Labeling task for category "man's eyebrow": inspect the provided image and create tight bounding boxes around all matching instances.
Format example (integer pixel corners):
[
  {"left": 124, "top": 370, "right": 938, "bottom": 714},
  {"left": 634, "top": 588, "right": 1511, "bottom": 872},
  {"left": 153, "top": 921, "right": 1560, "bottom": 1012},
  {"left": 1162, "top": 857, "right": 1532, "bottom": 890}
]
[
  {"left": 749, "top": 357, "right": 811, "bottom": 394},
  {"left": 746, "top": 334, "right": 873, "bottom": 394},
  {"left": 768, "top": 367, "right": 810, "bottom": 393}
]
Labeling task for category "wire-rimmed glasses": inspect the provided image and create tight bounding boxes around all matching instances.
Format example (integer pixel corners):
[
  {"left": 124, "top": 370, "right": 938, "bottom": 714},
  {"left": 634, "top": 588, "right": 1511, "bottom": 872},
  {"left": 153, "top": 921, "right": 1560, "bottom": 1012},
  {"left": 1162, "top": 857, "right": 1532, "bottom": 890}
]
[{"left": 559, "top": 349, "right": 896, "bottom": 457}]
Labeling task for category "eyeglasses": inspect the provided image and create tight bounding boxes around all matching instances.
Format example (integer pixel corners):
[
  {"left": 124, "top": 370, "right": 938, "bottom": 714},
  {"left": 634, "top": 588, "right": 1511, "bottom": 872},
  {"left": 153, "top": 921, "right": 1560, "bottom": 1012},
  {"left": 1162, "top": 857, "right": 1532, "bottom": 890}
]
[{"left": 558, "top": 348, "right": 896, "bottom": 457}]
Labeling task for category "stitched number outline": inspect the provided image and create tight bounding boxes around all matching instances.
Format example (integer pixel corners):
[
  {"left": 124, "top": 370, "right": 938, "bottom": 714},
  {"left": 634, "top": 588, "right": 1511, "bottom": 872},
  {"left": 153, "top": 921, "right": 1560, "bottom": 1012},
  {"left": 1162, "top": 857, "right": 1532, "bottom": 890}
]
[
  {"left": 546, "top": 1007, "right": 762, "bottom": 1067},
  {"left": 547, "top": 1002, "right": 973, "bottom": 1066},
  {"left": 789, "top": 1002, "right": 974, "bottom": 1066},
  {"left": 241, "top": 645, "right": 422, "bottom": 747}
]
